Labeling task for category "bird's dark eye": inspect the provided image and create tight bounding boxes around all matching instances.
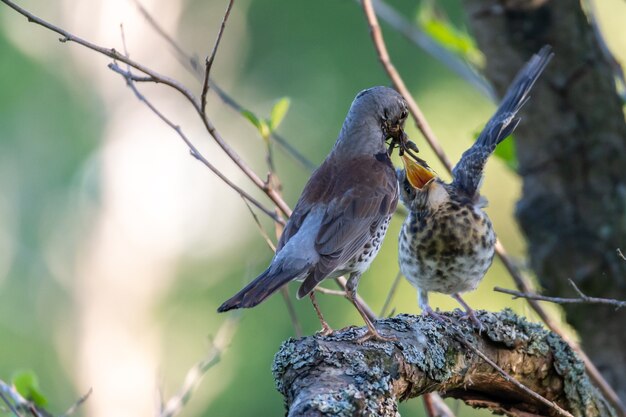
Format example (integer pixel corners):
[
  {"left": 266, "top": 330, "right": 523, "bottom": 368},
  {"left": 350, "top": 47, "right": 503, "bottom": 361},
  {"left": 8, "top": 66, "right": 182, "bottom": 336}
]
[
  {"left": 403, "top": 181, "right": 413, "bottom": 195},
  {"left": 401, "top": 110, "right": 408, "bottom": 119}
]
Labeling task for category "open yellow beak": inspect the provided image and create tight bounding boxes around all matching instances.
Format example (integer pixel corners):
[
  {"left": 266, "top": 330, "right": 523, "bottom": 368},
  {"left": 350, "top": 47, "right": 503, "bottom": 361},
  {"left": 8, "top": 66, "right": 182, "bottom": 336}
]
[{"left": 401, "top": 154, "right": 436, "bottom": 189}]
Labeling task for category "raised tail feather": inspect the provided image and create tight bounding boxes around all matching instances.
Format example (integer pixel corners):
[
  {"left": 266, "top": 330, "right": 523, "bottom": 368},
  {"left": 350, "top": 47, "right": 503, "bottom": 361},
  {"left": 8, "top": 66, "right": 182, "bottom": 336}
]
[
  {"left": 478, "top": 45, "right": 553, "bottom": 149},
  {"left": 451, "top": 46, "right": 553, "bottom": 197},
  {"left": 217, "top": 265, "right": 306, "bottom": 312}
]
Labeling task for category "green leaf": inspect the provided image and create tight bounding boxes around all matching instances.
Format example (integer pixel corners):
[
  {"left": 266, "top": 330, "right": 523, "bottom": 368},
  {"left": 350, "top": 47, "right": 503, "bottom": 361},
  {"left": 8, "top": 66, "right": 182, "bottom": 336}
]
[
  {"left": 258, "top": 119, "right": 271, "bottom": 141},
  {"left": 12, "top": 370, "right": 48, "bottom": 407},
  {"left": 418, "top": 2, "right": 484, "bottom": 67},
  {"left": 493, "top": 135, "right": 518, "bottom": 171},
  {"left": 269, "top": 97, "right": 291, "bottom": 131},
  {"left": 241, "top": 109, "right": 262, "bottom": 130}
]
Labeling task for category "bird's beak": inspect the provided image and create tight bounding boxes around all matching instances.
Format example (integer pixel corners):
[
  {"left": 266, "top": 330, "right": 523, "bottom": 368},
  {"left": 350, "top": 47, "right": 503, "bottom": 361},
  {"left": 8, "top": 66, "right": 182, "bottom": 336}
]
[{"left": 401, "top": 154, "right": 436, "bottom": 189}]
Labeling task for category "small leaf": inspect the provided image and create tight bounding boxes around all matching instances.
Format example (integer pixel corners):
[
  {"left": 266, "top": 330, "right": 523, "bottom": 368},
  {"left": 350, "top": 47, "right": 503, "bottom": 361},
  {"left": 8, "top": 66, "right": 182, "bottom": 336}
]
[
  {"left": 269, "top": 97, "right": 291, "bottom": 131},
  {"left": 259, "top": 119, "right": 271, "bottom": 141},
  {"left": 418, "top": 2, "right": 484, "bottom": 67},
  {"left": 12, "top": 370, "right": 48, "bottom": 407},
  {"left": 241, "top": 109, "right": 262, "bottom": 130}
]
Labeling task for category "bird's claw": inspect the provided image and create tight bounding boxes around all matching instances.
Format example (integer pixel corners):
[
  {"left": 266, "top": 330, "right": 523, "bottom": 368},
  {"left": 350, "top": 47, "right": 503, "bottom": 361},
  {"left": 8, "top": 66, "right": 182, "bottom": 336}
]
[{"left": 355, "top": 328, "right": 397, "bottom": 344}]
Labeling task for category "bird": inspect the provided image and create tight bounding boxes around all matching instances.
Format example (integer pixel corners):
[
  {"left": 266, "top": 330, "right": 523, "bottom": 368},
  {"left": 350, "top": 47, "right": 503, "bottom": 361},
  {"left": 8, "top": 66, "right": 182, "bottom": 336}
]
[
  {"left": 218, "top": 86, "right": 409, "bottom": 341},
  {"left": 397, "top": 46, "right": 553, "bottom": 327}
]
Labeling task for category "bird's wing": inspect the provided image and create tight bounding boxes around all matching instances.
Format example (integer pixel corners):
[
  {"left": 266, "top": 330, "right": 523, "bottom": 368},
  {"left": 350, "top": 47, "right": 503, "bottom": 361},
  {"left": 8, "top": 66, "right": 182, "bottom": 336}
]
[
  {"left": 452, "top": 45, "right": 553, "bottom": 198},
  {"left": 296, "top": 156, "right": 398, "bottom": 297}
]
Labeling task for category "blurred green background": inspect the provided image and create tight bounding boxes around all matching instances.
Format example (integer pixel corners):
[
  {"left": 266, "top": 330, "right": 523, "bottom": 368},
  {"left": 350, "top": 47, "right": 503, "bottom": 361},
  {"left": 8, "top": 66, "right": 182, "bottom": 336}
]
[{"left": 0, "top": 0, "right": 624, "bottom": 416}]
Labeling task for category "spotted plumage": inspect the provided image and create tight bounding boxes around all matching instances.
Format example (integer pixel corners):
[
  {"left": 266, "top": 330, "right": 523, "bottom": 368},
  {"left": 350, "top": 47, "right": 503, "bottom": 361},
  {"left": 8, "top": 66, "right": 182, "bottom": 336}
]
[
  {"left": 218, "top": 86, "right": 408, "bottom": 341},
  {"left": 397, "top": 47, "right": 553, "bottom": 325}
]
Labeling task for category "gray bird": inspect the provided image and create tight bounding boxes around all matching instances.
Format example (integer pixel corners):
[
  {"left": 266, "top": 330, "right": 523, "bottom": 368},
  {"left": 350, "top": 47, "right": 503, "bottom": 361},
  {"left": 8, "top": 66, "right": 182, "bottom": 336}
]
[
  {"left": 397, "top": 47, "right": 553, "bottom": 326},
  {"left": 218, "top": 86, "right": 409, "bottom": 341}
]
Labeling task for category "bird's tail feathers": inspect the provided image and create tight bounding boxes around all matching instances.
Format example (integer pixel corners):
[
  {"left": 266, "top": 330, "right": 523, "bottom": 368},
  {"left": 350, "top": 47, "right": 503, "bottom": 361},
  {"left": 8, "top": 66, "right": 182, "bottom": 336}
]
[
  {"left": 478, "top": 45, "right": 553, "bottom": 149},
  {"left": 217, "top": 265, "right": 308, "bottom": 312}
]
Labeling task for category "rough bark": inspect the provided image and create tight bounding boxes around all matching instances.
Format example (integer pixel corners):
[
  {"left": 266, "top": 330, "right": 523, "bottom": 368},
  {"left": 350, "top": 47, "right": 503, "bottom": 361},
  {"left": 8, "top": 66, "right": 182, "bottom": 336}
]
[
  {"left": 462, "top": 0, "right": 626, "bottom": 404},
  {"left": 273, "top": 310, "right": 613, "bottom": 417}
]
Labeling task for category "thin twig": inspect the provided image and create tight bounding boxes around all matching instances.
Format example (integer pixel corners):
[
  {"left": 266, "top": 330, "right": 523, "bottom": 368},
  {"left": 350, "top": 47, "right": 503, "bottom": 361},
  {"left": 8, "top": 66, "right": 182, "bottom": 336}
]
[
  {"left": 314, "top": 286, "right": 346, "bottom": 297},
  {"left": 241, "top": 199, "right": 302, "bottom": 337},
  {"left": 0, "top": 390, "right": 22, "bottom": 417},
  {"left": 360, "top": 0, "right": 453, "bottom": 171},
  {"left": 494, "top": 283, "right": 626, "bottom": 309},
  {"left": 160, "top": 316, "right": 239, "bottom": 417},
  {"left": 132, "top": 0, "right": 317, "bottom": 173},
  {"left": 379, "top": 270, "right": 402, "bottom": 318},
  {"left": 366, "top": 0, "right": 495, "bottom": 100},
  {"left": 59, "top": 388, "right": 93, "bottom": 417},
  {"left": 456, "top": 332, "right": 574, "bottom": 417},
  {"left": 358, "top": 0, "right": 625, "bottom": 411},
  {"left": 241, "top": 198, "right": 277, "bottom": 251},
  {"left": 200, "top": 0, "right": 234, "bottom": 114},
  {"left": 617, "top": 248, "right": 626, "bottom": 261},
  {"left": 0, "top": 0, "right": 292, "bottom": 217},
  {"left": 107, "top": 63, "right": 284, "bottom": 225}
]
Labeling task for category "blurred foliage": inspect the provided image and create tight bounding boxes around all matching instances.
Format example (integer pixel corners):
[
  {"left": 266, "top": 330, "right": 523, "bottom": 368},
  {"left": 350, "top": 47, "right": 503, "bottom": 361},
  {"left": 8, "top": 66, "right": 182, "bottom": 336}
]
[
  {"left": 417, "top": 0, "right": 484, "bottom": 68},
  {"left": 1, "top": 0, "right": 623, "bottom": 416},
  {"left": 12, "top": 369, "right": 48, "bottom": 407}
]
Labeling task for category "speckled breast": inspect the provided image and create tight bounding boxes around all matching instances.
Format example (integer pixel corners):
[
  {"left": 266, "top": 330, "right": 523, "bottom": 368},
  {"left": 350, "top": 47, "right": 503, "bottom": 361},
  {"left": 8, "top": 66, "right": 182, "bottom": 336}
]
[
  {"left": 344, "top": 215, "right": 392, "bottom": 274},
  {"left": 399, "top": 202, "right": 496, "bottom": 295}
]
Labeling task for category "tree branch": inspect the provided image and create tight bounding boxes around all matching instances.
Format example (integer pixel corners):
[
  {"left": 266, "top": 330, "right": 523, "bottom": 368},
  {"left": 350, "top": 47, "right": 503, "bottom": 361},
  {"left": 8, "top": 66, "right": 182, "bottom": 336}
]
[
  {"left": 0, "top": 0, "right": 292, "bottom": 218},
  {"left": 273, "top": 310, "right": 615, "bottom": 417},
  {"left": 494, "top": 284, "right": 626, "bottom": 310},
  {"left": 200, "top": 0, "right": 234, "bottom": 114}
]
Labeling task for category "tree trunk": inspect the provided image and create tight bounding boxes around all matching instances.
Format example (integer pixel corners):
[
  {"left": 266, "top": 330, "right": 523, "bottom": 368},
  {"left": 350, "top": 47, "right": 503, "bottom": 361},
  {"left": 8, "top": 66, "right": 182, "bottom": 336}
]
[
  {"left": 273, "top": 310, "right": 613, "bottom": 416},
  {"left": 462, "top": 0, "right": 626, "bottom": 405}
]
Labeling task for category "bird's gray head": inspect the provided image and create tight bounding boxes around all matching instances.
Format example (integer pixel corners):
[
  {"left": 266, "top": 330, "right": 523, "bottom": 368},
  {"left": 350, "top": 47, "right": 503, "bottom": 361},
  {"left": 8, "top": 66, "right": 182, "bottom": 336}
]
[{"left": 335, "top": 86, "right": 409, "bottom": 156}]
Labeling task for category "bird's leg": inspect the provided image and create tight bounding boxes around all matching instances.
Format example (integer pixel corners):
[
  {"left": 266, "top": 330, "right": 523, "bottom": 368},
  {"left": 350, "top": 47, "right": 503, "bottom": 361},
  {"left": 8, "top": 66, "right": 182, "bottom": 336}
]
[
  {"left": 345, "top": 273, "right": 395, "bottom": 343},
  {"left": 452, "top": 293, "right": 483, "bottom": 332},
  {"left": 418, "top": 289, "right": 448, "bottom": 323},
  {"left": 309, "top": 292, "right": 333, "bottom": 336}
]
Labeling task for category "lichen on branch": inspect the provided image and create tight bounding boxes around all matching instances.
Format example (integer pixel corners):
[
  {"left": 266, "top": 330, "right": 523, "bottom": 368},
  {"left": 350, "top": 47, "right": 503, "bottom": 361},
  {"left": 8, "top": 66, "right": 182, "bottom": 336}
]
[{"left": 272, "top": 310, "right": 614, "bottom": 417}]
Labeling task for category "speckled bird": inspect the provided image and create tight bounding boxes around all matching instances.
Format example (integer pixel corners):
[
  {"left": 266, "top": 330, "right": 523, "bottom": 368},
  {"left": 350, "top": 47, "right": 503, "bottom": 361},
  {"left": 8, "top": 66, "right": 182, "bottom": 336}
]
[
  {"left": 397, "top": 47, "right": 552, "bottom": 326},
  {"left": 218, "top": 86, "right": 409, "bottom": 341}
]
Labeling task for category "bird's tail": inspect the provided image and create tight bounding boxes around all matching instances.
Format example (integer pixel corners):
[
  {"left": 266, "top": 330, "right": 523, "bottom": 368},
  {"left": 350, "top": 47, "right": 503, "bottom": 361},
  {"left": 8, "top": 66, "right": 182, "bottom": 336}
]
[
  {"left": 217, "top": 265, "right": 307, "bottom": 312},
  {"left": 477, "top": 45, "right": 553, "bottom": 149},
  {"left": 451, "top": 46, "right": 553, "bottom": 197}
]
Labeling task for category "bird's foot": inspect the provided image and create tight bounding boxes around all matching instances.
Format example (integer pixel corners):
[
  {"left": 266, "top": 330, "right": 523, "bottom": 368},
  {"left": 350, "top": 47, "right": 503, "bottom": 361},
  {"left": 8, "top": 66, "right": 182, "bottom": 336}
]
[
  {"left": 421, "top": 306, "right": 450, "bottom": 324},
  {"left": 355, "top": 326, "right": 397, "bottom": 344},
  {"left": 458, "top": 309, "right": 484, "bottom": 334},
  {"left": 316, "top": 322, "right": 334, "bottom": 337}
]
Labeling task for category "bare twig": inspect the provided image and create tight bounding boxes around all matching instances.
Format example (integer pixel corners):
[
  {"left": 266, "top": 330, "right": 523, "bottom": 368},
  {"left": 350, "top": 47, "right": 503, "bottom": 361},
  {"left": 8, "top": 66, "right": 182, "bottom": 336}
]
[
  {"left": 494, "top": 283, "right": 626, "bottom": 309},
  {"left": 360, "top": 0, "right": 453, "bottom": 171},
  {"left": 379, "top": 270, "right": 402, "bottom": 318},
  {"left": 358, "top": 0, "right": 624, "bottom": 409},
  {"left": 0, "top": 0, "right": 292, "bottom": 217},
  {"left": 314, "top": 286, "right": 346, "bottom": 297},
  {"left": 0, "top": 388, "right": 22, "bottom": 417},
  {"left": 160, "top": 316, "right": 239, "bottom": 417},
  {"left": 454, "top": 330, "right": 574, "bottom": 417},
  {"left": 200, "top": 0, "right": 234, "bottom": 114},
  {"left": 107, "top": 62, "right": 284, "bottom": 225},
  {"left": 59, "top": 388, "right": 93, "bottom": 417},
  {"left": 366, "top": 0, "right": 495, "bottom": 100},
  {"left": 132, "top": 0, "right": 317, "bottom": 173},
  {"left": 617, "top": 248, "right": 626, "bottom": 261}
]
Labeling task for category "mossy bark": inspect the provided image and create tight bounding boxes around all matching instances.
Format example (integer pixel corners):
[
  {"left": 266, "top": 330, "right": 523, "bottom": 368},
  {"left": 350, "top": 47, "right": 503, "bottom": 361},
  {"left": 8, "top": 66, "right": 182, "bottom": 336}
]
[{"left": 273, "top": 310, "right": 614, "bottom": 417}]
